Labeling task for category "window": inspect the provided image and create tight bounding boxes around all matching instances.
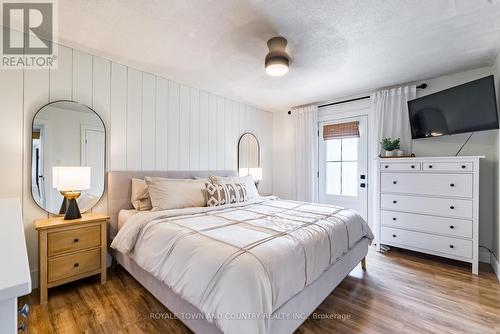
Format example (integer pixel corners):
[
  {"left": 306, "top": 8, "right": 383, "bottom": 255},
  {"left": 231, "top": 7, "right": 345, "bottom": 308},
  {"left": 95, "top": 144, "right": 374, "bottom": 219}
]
[{"left": 325, "top": 137, "right": 359, "bottom": 196}]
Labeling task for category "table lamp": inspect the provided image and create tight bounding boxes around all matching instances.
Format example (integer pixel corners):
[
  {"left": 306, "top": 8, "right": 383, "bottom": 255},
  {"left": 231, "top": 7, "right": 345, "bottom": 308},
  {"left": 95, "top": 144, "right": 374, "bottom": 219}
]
[
  {"left": 52, "top": 166, "right": 91, "bottom": 220},
  {"left": 249, "top": 168, "right": 263, "bottom": 188},
  {"left": 239, "top": 167, "right": 263, "bottom": 189},
  {"left": 238, "top": 167, "right": 249, "bottom": 177}
]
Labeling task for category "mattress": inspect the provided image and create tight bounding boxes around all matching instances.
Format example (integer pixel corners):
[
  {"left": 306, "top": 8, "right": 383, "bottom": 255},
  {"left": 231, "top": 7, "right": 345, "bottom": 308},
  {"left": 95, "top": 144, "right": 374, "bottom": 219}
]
[{"left": 111, "top": 198, "right": 373, "bottom": 334}]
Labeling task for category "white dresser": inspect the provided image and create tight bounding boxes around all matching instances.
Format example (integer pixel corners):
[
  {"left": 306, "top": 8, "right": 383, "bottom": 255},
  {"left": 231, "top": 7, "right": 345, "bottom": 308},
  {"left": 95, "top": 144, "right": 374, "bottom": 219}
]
[
  {"left": 377, "top": 156, "right": 482, "bottom": 274},
  {"left": 0, "top": 198, "right": 31, "bottom": 333}
]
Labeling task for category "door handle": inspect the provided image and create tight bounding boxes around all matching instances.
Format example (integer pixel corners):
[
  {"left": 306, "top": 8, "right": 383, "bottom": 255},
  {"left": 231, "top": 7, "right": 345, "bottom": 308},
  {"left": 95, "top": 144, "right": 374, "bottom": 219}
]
[{"left": 360, "top": 183, "right": 366, "bottom": 188}]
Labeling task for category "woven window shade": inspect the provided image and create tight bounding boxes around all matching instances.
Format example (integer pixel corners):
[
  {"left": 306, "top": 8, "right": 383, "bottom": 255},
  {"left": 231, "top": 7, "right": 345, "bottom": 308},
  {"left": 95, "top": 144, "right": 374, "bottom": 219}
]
[{"left": 323, "top": 121, "right": 359, "bottom": 140}]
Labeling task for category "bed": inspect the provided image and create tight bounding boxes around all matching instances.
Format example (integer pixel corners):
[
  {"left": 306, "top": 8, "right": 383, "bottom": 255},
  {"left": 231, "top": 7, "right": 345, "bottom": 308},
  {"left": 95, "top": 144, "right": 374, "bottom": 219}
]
[{"left": 107, "top": 171, "right": 373, "bottom": 334}]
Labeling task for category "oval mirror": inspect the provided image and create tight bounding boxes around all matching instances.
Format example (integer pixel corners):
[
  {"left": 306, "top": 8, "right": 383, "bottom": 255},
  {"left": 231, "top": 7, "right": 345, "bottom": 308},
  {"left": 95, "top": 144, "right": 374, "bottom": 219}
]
[
  {"left": 31, "top": 101, "right": 106, "bottom": 215},
  {"left": 238, "top": 132, "right": 260, "bottom": 172}
]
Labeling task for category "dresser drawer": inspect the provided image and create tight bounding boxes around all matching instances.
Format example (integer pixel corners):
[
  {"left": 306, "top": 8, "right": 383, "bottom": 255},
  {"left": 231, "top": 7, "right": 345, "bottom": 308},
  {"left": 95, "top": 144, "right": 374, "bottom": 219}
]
[
  {"left": 381, "top": 173, "right": 473, "bottom": 198},
  {"left": 48, "top": 225, "right": 101, "bottom": 257},
  {"left": 423, "top": 162, "right": 473, "bottom": 172},
  {"left": 381, "top": 226, "right": 472, "bottom": 259},
  {"left": 381, "top": 194, "right": 473, "bottom": 219},
  {"left": 380, "top": 210, "right": 472, "bottom": 238},
  {"left": 380, "top": 162, "right": 421, "bottom": 171},
  {"left": 48, "top": 248, "right": 101, "bottom": 282}
]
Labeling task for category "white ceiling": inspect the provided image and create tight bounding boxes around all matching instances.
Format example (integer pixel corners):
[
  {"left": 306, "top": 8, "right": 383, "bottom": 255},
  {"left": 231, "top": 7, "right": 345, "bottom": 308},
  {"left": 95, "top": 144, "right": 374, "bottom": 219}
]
[{"left": 49, "top": 1, "right": 500, "bottom": 111}]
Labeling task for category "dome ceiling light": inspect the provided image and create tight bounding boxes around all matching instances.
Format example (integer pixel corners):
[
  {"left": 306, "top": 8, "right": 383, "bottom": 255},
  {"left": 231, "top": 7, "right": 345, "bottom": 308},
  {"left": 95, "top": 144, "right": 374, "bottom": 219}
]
[{"left": 265, "top": 37, "right": 289, "bottom": 76}]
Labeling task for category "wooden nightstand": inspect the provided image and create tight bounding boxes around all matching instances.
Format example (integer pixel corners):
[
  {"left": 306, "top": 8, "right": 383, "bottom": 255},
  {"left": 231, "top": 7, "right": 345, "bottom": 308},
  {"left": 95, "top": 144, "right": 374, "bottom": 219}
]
[{"left": 35, "top": 213, "right": 109, "bottom": 304}]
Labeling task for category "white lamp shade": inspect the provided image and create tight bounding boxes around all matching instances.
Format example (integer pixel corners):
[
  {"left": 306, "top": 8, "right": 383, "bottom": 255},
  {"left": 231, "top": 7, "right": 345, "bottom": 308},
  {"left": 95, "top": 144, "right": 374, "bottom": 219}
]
[
  {"left": 249, "top": 168, "right": 263, "bottom": 181},
  {"left": 238, "top": 167, "right": 249, "bottom": 177},
  {"left": 52, "top": 166, "right": 91, "bottom": 191}
]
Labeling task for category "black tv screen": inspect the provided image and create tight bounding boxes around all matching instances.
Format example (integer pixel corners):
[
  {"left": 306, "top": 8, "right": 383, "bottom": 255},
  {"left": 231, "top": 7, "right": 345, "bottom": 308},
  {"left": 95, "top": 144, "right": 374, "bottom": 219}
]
[{"left": 408, "top": 75, "right": 499, "bottom": 139}]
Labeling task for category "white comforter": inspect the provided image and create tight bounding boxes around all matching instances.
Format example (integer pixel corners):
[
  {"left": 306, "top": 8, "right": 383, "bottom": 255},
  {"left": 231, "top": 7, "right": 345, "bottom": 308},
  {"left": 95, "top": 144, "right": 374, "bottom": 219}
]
[{"left": 111, "top": 198, "right": 373, "bottom": 334}]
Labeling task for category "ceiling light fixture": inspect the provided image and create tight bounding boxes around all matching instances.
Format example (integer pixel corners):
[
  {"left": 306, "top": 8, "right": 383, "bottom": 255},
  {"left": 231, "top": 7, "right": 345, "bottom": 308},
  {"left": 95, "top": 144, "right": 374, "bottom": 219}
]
[{"left": 265, "top": 37, "right": 289, "bottom": 76}]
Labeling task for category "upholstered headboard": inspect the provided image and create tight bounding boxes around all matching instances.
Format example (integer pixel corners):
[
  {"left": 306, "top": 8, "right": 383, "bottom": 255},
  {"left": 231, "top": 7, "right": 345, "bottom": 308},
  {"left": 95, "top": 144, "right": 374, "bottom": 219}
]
[{"left": 106, "top": 170, "right": 238, "bottom": 236}]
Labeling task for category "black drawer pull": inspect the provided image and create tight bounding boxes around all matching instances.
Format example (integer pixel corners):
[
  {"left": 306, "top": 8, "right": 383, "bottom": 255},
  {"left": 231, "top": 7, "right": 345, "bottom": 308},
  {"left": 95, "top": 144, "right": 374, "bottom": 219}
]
[
  {"left": 450, "top": 205, "right": 455, "bottom": 210},
  {"left": 449, "top": 245, "right": 454, "bottom": 249},
  {"left": 450, "top": 183, "right": 455, "bottom": 187},
  {"left": 74, "top": 238, "right": 79, "bottom": 243},
  {"left": 385, "top": 165, "right": 389, "bottom": 169},
  {"left": 393, "top": 181, "right": 397, "bottom": 184},
  {"left": 450, "top": 225, "right": 455, "bottom": 229},
  {"left": 428, "top": 165, "right": 433, "bottom": 168},
  {"left": 393, "top": 200, "right": 397, "bottom": 204},
  {"left": 411, "top": 165, "right": 415, "bottom": 168},
  {"left": 392, "top": 234, "right": 397, "bottom": 238},
  {"left": 461, "top": 165, "right": 466, "bottom": 169},
  {"left": 74, "top": 263, "right": 79, "bottom": 268},
  {"left": 392, "top": 217, "right": 397, "bottom": 221}
]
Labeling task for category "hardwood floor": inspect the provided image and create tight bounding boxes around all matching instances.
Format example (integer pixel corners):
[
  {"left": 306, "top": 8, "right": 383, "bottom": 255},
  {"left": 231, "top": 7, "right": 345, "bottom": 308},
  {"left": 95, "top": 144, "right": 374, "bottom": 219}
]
[{"left": 20, "top": 246, "right": 500, "bottom": 334}]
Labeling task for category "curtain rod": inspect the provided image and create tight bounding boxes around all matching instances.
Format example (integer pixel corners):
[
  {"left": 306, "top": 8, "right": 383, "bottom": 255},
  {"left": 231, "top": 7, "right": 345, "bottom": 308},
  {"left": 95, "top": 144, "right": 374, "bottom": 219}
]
[{"left": 287, "top": 83, "right": 427, "bottom": 114}]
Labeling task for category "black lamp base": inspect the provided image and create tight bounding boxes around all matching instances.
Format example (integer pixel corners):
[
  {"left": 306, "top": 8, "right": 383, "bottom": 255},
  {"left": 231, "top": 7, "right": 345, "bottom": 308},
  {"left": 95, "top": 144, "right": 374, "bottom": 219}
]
[
  {"left": 64, "top": 198, "right": 82, "bottom": 220},
  {"left": 58, "top": 197, "right": 68, "bottom": 215}
]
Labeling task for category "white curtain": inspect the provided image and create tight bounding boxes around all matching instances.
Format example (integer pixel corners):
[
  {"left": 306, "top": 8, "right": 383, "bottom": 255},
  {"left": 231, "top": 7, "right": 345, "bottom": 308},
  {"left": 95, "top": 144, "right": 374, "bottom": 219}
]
[
  {"left": 292, "top": 104, "right": 318, "bottom": 202},
  {"left": 371, "top": 85, "right": 417, "bottom": 157},
  {"left": 369, "top": 85, "right": 416, "bottom": 234}
]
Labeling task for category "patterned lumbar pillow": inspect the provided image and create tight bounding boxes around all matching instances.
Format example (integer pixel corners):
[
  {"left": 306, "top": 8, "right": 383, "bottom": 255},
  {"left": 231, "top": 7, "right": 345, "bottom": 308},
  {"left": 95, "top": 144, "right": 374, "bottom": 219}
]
[
  {"left": 205, "top": 182, "right": 248, "bottom": 207},
  {"left": 209, "top": 175, "right": 259, "bottom": 200}
]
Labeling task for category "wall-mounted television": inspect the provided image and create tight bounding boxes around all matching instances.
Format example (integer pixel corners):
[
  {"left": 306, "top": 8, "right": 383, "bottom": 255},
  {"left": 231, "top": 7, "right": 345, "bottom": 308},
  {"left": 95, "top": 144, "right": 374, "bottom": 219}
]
[{"left": 408, "top": 75, "right": 499, "bottom": 139}]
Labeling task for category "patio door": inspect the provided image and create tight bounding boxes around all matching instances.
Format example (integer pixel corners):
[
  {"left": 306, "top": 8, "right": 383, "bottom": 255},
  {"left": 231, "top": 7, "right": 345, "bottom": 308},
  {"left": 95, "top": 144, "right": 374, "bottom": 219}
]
[{"left": 318, "top": 116, "right": 368, "bottom": 220}]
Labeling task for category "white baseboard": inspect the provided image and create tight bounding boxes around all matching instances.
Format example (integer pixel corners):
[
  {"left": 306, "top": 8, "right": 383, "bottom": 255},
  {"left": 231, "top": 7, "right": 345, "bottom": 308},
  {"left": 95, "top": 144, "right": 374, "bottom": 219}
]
[{"left": 491, "top": 253, "right": 500, "bottom": 283}]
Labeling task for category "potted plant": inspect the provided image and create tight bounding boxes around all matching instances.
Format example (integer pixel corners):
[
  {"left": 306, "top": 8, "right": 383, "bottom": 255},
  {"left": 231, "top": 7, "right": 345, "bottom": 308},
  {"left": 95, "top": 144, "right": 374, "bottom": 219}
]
[{"left": 380, "top": 137, "right": 400, "bottom": 157}]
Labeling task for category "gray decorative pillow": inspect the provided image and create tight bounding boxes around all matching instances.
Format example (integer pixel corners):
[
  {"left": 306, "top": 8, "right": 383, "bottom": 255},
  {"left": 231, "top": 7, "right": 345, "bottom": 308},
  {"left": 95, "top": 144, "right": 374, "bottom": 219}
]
[{"left": 206, "top": 182, "right": 248, "bottom": 207}]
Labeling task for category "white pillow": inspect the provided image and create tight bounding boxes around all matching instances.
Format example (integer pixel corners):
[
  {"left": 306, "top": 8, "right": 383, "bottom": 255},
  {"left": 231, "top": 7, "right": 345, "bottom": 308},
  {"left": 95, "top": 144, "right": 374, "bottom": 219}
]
[
  {"left": 209, "top": 174, "right": 259, "bottom": 200},
  {"left": 145, "top": 177, "right": 207, "bottom": 210}
]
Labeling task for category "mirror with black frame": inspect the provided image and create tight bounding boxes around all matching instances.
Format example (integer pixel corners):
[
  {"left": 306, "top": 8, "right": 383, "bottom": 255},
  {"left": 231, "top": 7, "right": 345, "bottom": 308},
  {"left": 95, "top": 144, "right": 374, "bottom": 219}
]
[
  {"left": 31, "top": 101, "right": 106, "bottom": 215},
  {"left": 237, "top": 133, "right": 262, "bottom": 186}
]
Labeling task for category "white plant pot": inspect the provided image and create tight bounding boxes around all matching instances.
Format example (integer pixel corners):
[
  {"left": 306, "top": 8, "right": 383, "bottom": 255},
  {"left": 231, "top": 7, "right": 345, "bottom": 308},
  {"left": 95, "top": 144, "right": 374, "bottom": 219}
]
[
  {"left": 396, "top": 150, "right": 404, "bottom": 157},
  {"left": 385, "top": 150, "right": 395, "bottom": 157}
]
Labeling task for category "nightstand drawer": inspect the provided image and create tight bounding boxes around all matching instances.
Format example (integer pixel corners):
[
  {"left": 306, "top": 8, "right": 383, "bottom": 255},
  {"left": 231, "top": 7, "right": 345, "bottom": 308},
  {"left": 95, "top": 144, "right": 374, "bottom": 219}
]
[
  {"left": 48, "top": 248, "right": 101, "bottom": 282},
  {"left": 48, "top": 225, "right": 101, "bottom": 257}
]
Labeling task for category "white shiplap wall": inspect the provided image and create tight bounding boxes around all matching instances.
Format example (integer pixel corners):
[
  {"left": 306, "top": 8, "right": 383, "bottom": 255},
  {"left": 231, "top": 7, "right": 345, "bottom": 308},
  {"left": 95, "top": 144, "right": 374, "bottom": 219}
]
[{"left": 0, "top": 32, "right": 273, "bottom": 285}]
